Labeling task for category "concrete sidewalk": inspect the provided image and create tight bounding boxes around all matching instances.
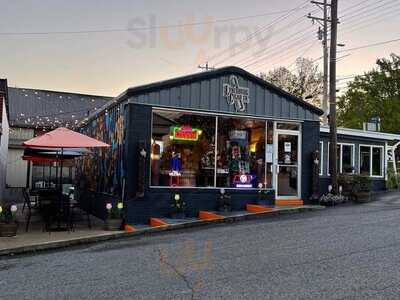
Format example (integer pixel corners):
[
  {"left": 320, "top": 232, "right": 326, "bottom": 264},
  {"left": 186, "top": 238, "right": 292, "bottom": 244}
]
[{"left": 0, "top": 205, "right": 324, "bottom": 257}]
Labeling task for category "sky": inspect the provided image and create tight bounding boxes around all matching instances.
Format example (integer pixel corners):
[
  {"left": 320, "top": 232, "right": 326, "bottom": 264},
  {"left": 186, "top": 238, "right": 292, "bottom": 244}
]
[{"left": 0, "top": 0, "right": 399, "bottom": 96}]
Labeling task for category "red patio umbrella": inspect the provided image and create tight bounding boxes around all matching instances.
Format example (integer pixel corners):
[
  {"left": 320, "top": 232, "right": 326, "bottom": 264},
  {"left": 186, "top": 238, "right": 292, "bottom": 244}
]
[
  {"left": 23, "top": 127, "right": 109, "bottom": 149},
  {"left": 22, "top": 127, "right": 109, "bottom": 231}
]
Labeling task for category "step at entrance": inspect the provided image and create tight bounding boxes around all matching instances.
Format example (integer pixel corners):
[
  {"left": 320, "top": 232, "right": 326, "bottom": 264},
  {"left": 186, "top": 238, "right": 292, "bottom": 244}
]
[
  {"left": 275, "top": 199, "right": 304, "bottom": 206},
  {"left": 198, "top": 211, "right": 224, "bottom": 221},
  {"left": 246, "top": 204, "right": 273, "bottom": 213}
]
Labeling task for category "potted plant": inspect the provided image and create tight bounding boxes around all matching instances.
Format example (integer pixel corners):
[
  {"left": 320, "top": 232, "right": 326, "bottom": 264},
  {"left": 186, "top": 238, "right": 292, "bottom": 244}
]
[
  {"left": 171, "top": 193, "right": 186, "bottom": 219},
  {"left": 338, "top": 174, "right": 356, "bottom": 201},
  {"left": 353, "top": 175, "right": 372, "bottom": 203},
  {"left": 0, "top": 204, "right": 18, "bottom": 237},
  {"left": 104, "top": 202, "right": 123, "bottom": 231},
  {"left": 217, "top": 189, "right": 231, "bottom": 212}
]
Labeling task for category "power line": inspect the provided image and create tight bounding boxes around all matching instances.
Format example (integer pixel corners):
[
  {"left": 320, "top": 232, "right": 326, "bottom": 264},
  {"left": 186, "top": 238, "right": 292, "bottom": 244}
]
[
  {"left": 218, "top": 15, "right": 313, "bottom": 67},
  {"left": 340, "top": 0, "right": 389, "bottom": 19},
  {"left": 233, "top": 22, "right": 315, "bottom": 67},
  {"left": 340, "top": 0, "right": 400, "bottom": 27},
  {"left": 206, "top": 0, "right": 312, "bottom": 66},
  {"left": 252, "top": 37, "right": 318, "bottom": 73},
  {"left": 338, "top": 37, "right": 400, "bottom": 53},
  {"left": 339, "top": 0, "right": 376, "bottom": 16},
  {"left": 243, "top": 29, "right": 315, "bottom": 69},
  {"left": 286, "top": 39, "right": 320, "bottom": 70},
  {"left": 0, "top": 9, "right": 300, "bottom": 36},
  {"left": 340, "top": 4, "right": 400, "bottom": 35}
]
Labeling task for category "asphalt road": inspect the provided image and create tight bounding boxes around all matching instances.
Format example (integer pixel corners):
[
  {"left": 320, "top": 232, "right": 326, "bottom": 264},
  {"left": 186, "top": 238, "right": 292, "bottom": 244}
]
[{"left": 2, "top": 193, "right": 400, "bottom": 300}]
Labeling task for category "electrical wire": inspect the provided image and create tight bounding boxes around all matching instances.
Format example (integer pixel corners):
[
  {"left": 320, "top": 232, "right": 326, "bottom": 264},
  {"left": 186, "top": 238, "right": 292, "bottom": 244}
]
[
  {"left": 243, "top": 29, "right": 316, "bottom": 69},
  {"left": 216, "top": 15, "right": 313, "bottom": 67},
  {"left": 340, "top": 1, "right": 400, "bottom": 29},
  {"left": 338, "top": 37, "right": 400, "bottom": 53},
  {"left": 252, "top": 38, "right": 319, "bottom": 74},
  {"left": 340, "top": 5, "right": 400, "bottom": 36},
  {"left": 206, "top": 0, "right": 312, "bottom": 66},
  {"left": 0, "top": 9, "right": 301, "bottom": 36},
  {"left": 232, "top": 21, "right": 315, "bottom": 67},
  {"left": 340, "top": 0, "right": 389, "bottom": 19}
]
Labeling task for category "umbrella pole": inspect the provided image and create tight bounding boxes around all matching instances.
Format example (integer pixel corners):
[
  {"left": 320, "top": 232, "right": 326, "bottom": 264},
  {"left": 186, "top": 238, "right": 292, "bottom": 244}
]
[{"left": 60, "top": 148, "right": 64, "bottom": 230}]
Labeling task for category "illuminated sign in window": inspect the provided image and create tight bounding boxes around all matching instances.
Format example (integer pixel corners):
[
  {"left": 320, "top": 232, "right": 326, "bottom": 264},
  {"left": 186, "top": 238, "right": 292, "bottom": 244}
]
[{"left": 170, "top": 125, "right": 202, "bottom": 142}]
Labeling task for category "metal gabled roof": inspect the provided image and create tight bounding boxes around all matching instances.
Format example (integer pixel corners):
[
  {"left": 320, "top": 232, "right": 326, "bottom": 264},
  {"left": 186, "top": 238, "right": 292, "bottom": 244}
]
[{"left": 8, "top": 87, "right": 112, "bottom": 129}]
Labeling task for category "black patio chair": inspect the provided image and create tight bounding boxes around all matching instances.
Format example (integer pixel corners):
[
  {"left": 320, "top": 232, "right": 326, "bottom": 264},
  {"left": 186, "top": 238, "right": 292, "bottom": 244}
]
[
  {"left": 22, "top": 188, "right": 38, "bottom": 213},
  {"left": 23, "top": 188, "right": 46, "bottom": 232}
]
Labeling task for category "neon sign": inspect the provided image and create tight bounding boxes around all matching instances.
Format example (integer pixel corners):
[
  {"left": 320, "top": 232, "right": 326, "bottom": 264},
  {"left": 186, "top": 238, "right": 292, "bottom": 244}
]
[
  {"left": 233, "top": 174, "right": 253, "bottom": 188},
  {"left": 170, "top": 125, "right": 202, "bottom": 142}
]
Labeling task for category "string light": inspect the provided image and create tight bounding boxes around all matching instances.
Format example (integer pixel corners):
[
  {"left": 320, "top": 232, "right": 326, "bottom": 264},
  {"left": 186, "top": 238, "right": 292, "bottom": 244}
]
[{"left": 10, "top": 87, "right": 111, "bottom": 130}]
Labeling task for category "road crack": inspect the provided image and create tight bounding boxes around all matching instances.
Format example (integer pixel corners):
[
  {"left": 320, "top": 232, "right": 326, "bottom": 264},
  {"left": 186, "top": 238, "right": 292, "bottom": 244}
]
[{"left": 157, "top": 248, "right": 195, "bottom": 300}]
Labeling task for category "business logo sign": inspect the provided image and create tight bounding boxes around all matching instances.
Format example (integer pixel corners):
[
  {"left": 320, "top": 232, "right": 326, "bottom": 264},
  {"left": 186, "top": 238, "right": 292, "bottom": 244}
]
[{"left": 223, "top": 76, "right": 250, "bottom": 112}]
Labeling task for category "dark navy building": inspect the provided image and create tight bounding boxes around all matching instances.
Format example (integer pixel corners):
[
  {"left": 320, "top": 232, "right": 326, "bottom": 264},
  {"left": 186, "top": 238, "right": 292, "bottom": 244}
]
[{"left": 78, "top": 66, "right": 325, "bottom": 225}]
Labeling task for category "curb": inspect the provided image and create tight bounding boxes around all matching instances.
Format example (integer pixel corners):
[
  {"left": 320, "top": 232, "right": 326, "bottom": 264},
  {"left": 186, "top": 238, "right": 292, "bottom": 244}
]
[{"left": 0, "top": 205, "right": 324, "bottom": 257}]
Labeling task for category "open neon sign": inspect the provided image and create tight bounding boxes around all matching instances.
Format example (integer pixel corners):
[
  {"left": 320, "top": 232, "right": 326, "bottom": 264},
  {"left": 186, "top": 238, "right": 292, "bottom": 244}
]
[{"left": 170, "top": 125, "right": 202, "bottom": 142}]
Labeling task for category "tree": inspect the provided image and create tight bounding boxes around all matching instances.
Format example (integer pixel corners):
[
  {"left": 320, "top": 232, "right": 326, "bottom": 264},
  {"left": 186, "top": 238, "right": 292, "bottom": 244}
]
[
  {"left": 337, "top": 54, "right": 400, "bottom": 133},
  {"left": 260, "top": 57, "right": 323, "bottom": 106}
]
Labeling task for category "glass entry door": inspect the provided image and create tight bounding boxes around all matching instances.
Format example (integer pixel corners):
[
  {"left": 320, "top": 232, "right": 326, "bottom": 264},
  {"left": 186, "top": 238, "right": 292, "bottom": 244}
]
[{"left": 275, "top": 132, "right": 301, "bottom": 199}]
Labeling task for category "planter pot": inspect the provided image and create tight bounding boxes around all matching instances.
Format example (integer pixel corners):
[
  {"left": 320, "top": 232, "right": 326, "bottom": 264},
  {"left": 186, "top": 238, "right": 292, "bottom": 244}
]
[
  {"left": 355, "top": 192, "right": 371, "bottom": 203},
  {"left": 0, "top": 222, "right": 18, "bottom": 237},
  {"left": 104, "top": 219, "right": 122, "bottom": 231},
  {"left": 171, "top": 212, "right": 186, "bottom": 219}
]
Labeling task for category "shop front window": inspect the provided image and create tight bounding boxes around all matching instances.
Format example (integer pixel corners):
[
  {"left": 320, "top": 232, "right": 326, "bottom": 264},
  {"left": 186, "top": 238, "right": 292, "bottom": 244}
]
[
  {"left": 360, "top": 146, "right": 371, "bottom": 176},
  {"left": 341, "top": 144, "right": 354, "bottom": 174},
  {"left": 151, "top": 110, "right": 215, "bottom": 187},
  {"left": 372, "top": 147, "right": 383, "bottom": 176},
  {"left": 359, "top": 145, "right": 383, "bottom": 177},
  {"left": 216, "top": 118, "right": 266, "bottom": 188}
]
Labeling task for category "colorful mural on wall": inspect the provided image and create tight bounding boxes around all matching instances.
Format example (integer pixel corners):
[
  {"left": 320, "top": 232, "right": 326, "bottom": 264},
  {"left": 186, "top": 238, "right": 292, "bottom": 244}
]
[{"left": 78, "top": 103, "right": 125, "bottom": 196}]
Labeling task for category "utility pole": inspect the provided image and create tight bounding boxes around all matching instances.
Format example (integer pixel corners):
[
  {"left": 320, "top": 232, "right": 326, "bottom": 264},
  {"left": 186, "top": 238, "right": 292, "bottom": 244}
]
[
  {"left": 308, "top": 1, "right": 330, "bottom": 124},
  {"left": 322, "top": 0, "right": 329, "bottom": 124},
  {"left": 329, "top": 0, "right": 338, "bottom": 194}
]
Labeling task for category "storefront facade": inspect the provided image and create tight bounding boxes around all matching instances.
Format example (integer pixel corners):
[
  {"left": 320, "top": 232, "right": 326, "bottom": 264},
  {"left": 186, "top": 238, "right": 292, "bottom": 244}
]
[
  {"left": 319, "top": 126, "right": 400, "bottom": 193},
  {"left": 79, "top": 67, "right": 323, "bottom": 224}
]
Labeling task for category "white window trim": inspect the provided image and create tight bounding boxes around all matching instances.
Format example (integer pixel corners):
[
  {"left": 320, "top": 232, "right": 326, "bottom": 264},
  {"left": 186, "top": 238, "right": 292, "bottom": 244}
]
[
  {"left": 339, "top": 143, "right": 356, "bottom": 174},
  {"left": 327, "top": 142, "right": 355, "bottom": 175},
  {"left": 358, "top": 144, "right": 384, "bottom": 178},
  {"left": 319, "top": 141, "right": 323, "bottom": 175}
]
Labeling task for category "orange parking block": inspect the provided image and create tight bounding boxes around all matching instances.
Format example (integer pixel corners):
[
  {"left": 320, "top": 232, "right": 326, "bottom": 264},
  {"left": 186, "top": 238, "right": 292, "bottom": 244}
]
[
  {"left": 276, "top": 199, "right": 304, "bottom": 206},
  {"left": 198, "top": 211, "right": 224, "bottom": 221},
  {"left": 246, "top": 204, "right": 273, "bottom": 213},
  {"left": 150, "top": 218, "right": 169, "bottom": 227},
  {"left": 124, "top": 224, "right": 136, "bottom": 232}
]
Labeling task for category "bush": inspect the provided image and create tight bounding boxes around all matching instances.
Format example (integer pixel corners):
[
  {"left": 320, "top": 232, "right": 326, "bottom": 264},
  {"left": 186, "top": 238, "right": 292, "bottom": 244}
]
[
  {"left": 386, "top": 167, "right": 400, "bottom": 190},
  {"left": 352, "top": 175, "right": 371, "bottom": 193}
]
